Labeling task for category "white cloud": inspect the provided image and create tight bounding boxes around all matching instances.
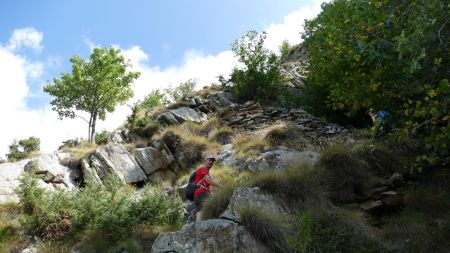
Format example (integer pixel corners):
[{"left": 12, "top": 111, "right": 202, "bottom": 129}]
[
  {"left": 265, "top": 0, "right": 329, "bottom": 52},
  {"left": 6, "top": 27, "right": 44, "bottom": 52},
  {"left": 0, "top": 1, "right": 328, "bottom": 159}
]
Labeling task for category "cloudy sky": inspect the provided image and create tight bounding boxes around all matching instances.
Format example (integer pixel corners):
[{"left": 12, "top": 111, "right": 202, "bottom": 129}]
[{"left": 0, "top": 0, "right": 327, "bottom": 159}]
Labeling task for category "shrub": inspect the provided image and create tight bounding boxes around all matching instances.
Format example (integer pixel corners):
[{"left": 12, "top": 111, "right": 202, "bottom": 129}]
[
  {"left": 58, "top": 138, "right": 81, "bottom": 150},
  {"left": 228, "top": 31, "right": 284, "bottom": 103},
  {"left": 239, "top": 205, "right": 292, "bottom": 253},
  {"left": 94, "top": 130, "right": 109, "bottom": 145},
  {"left": 6, "top": 137, "right": 40, "bottom": 162},
  {"left": 18, "top": 174, "right": 183, "bottom": 243},
  {"left": 303, "top": 0, "right": 450, "bottom": 165},
  {"left": 292, "top": 208, "right": 386, "bottom": 253},
  {"left": 0, "top": 203, "right": 26, "bottom": 253}
]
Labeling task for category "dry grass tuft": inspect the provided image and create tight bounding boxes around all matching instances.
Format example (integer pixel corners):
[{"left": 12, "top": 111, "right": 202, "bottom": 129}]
[
  {"left": 263, "top": 126, "right": 308, "bottom": 151},
  {"left": 232, "top": 135, "right": 270, "bottom": 159},
  {"left": 239, "top": 205, "right": 292, "bottom": 253},
  {"left": 319, "top": 145, "right": 375, "bottom": 203},
  {"left": 250, "top": 164, "right": 327, "bottom": 210},
  {"left": 209, "top": 127, "right": 234, "bottom": 144}
]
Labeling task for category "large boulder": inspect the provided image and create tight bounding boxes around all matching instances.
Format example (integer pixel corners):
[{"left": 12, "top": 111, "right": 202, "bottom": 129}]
[
  {"left": 24, "top": 153, "right": 77, "bottom": 189},
  {"left": 220, "top": 187, "right": 289, "bottom": 223},
  {"left": 134, "top": 143, "right": 175, "bottom": 175},
  {"left": 81, "top": 144, "right": 147, "bottom": 183},
  {"left": 0, "top": 159, "right": 30, "bottom": 204},
  {"left": 246, "top": 148, "right": 320, "bottom": 172},
  {"left": 157, "top": 107, "right": 207, "bottom": 125},
  {"left": 219, "top": 145, "right": 319, "bottom": 172},
  {"left": 151, "top": 219, "right": 270, "bottom": 253}
]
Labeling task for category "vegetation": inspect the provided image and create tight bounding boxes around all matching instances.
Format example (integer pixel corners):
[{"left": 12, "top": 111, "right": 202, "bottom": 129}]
[
  {"left": 292, "top": 208, "right": 386, "bottom": 253},
  {"left": 303, "top": 0, "right": 449, "bottom": 165},
  {"left": 232, "top": 135, "right": 270, "bottom": 159},
  {"left": 6, "top": 136, "right": 40, "bottom": 162},
  {"left": 94, "top": 130, "right": 110, "bottom": 145},
  {"left": 239, "top": 205, "right": 292, "bottom": 253},
  {"left": 44, "top": 47, "right": 140, "bottom": 144},
  {"left": 16, "top": 173, "right": 183, "bottom": 250},
  {"left": 226, "top": 31, "right": 284, "bottom": 102}
]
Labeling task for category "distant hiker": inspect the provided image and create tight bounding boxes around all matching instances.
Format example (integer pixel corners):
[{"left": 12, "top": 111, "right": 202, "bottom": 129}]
[
  {"left": 368, "top": 108, "right": 393, "bottom": 134},
  {"left": 193, "top": 154, "right": 221, "bottom": 221}
]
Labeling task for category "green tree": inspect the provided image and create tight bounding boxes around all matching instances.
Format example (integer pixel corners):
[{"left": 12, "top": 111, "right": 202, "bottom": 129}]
[
  {"left": 303, "top": 0, "right": 449, "bottom": 165},
  {"left": 164, "top": 78, "right": 197, "bottom": 102},
  {"left": 44, "top": 47, "right": 140, "bottom": 144},
  {"left": 140, "top": 89, "right": 167, "bottom": 113},
  {"left": 279, "top": 39, "right": 292, "bottom": 59},
  {"left": 229, "top": 31, "right": 284, "bottom": 102}
]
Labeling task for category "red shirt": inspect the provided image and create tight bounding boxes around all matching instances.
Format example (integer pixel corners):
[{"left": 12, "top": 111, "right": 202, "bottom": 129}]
[{"left": 193, "top": 167, "right": 211, "bottom": 198}]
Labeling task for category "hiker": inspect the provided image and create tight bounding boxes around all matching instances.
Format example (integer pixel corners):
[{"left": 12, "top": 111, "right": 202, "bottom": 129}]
[
  {"left": 368, "top": 108, "right": 393, "bottom": 134},
  {"left": 193, "top": 154, "right": 221, "bottom": 221}
]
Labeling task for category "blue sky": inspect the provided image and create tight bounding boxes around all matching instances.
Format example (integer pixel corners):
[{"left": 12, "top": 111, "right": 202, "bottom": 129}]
[{"left": 0, "top": 0, "right": 327, "bottom": 158}]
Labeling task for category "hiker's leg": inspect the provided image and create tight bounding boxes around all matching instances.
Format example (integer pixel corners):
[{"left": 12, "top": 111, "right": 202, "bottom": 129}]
[
  {"left": 194, "top": 192, "right": 209, "bottom": 222},
  {"left": 196, "top": 211, "right": 203, "bottom": 221}
]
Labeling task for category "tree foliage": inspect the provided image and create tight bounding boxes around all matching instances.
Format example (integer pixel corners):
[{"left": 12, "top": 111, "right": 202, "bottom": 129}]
[
  {"left": 6, "top": 136, "right": 40, "bottom": 162},
  {"left": 228, "top": 31, "right": 284, "bottom": 102},
  {"left": 44, "top": 47, "right": 140, "bottom": 144},
  {"left": 303, "top": 0, "right": 449, "bottom": 165}
]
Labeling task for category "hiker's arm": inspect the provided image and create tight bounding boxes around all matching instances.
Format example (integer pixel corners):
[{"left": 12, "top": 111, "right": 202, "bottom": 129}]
[{"left": 203, "top": 175, "right": 221, "bottom": 187}]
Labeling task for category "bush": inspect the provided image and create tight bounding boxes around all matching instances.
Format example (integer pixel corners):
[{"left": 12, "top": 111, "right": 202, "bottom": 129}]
[
  {"left": 6, "top": 137, "right": 40, "bottom": 162},
  {"left": 292, "top": 209, "right": 386, "bottom": 253},
  {"left": 18, "top": 174, "right": 183, "bottom": 244},
  {"left": 303, "top": 0, "right": 450, "bottom": 165},
  {"left": 228, "top": 31, "right": 284, "bottom": 103},
  {"left": 94, "top": 130, "right": 109, "bottom": 145}
]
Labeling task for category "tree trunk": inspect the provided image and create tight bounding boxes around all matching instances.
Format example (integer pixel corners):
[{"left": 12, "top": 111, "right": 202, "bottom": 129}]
[{"left": 90, "top": 112, "right": 97, "bottom": 145}]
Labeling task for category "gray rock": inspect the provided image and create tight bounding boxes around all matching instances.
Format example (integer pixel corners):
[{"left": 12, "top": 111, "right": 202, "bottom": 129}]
[
  {"left": 82, "top": 144, "right": 147, "bottom": 183},
  {"left": 246, "top": 148, "right": 320, "bottom": 172},
  {"left": 220, "top": 187, "right": 288, "bottom": 223},
  {"left": 0, "top": 159, "right": 29, "bottom": 204},
  {"left": 151, "top": 219, "right": 270, "bottom": 253},
  {"left": 134, "top": 144, "right": 175, "bottom": 175},
  {"left": 158, "top": 107, "right": 207, "bottom": 125}
]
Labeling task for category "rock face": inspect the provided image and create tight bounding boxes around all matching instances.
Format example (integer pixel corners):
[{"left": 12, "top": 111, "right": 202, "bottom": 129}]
[
  {"left": 134, "top": 143, "right": 175, "bottom": 175},
  {"left": 0, "top": 153, "right": 80, "bottom": 204},
  {"left": 218, "top": 144, "right": 319, "bottom": 172},
  {"left": 0, "top": 159, "right": 30, "bottom": 203},
  {"left": 81, "top": 144, "right": 147, "bottom": 183},
  {"left": 151, "top": 219, "right": 270, "bottom": 253},
  {"left": 158, "top": 107, "right": 207, "bottom": 125}
]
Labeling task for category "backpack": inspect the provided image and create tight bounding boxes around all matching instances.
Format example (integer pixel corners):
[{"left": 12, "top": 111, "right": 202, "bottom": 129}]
[{"left": 185, "top": 171, "right": 200, "bottom": 201}]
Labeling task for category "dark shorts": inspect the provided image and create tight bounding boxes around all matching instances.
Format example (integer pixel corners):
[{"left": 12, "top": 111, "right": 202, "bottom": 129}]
[{"left": 194, "top": 191, "right": 209, "bottom": 212}]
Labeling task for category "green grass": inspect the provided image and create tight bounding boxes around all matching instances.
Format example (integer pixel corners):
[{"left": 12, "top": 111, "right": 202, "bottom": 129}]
[
  {"left": 292, "top": 208, "right": 386, "bottom": 253},
  {"left": 250, "top": 163, "right": 326, "bottom": 210}
]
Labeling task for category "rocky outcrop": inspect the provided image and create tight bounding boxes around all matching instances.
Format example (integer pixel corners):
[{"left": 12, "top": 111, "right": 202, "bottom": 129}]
[
  {"left": 151, "top": 219, "right": 270, "bottom": 253},
  {"left": 280, "top": 44, "right": 308, "bottom": 88},
  {"left": 157, "top": 107, "right": 207, "bottom": 125},
  {"left": 218, "top": 144, "right": 319, "bottom": 172},
  {"left": 0, "top": 153, "right": 80, "bottom": 204},
  {"left": 134, "top": 143, "right": 175, "bottom": 175},
  {"left": 81, "top": 144, "right": 148, "bottom": 183}
]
